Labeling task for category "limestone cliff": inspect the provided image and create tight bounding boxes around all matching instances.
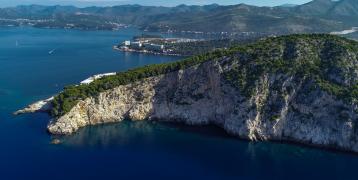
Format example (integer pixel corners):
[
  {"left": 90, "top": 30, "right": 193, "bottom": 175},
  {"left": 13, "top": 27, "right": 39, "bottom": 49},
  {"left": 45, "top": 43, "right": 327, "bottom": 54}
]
[{"left": 18, "top": 34, "right": 358, "bottom": 153}]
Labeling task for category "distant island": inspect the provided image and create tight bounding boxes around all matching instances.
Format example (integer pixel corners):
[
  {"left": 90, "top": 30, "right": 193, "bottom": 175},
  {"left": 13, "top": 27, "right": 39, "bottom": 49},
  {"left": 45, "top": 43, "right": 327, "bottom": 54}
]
[{"left": 17, "top": 34, "right": 358, "bottom": 153}]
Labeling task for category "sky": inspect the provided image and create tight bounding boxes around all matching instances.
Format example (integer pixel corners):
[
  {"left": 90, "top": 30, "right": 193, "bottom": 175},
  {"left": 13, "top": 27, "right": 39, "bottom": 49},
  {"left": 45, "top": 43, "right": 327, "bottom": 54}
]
[{"left": 0, "top": 0, "right": 314, "bottom": 8}]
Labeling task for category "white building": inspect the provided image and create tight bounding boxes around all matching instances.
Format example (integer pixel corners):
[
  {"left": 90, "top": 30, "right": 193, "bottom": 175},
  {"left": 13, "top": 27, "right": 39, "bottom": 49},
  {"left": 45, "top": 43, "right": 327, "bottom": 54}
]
[
  {"left": 145, "top": 44, "right": 164, "bottom": 51},
  {"left": 124, "top": 40, "right": 131, "bottom": 46},
  {"left": 130, "top": 42, "right": 143, "bottom": 49},
  {"left": 81, "top": 73, "right": 117, "bottom": 85}
]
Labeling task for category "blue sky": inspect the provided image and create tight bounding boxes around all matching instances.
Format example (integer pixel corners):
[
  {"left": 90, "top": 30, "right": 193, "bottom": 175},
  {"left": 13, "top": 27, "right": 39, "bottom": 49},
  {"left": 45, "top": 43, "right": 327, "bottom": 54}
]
[{"left": 1, "top": 0, "right": 313, "bottom": 8}]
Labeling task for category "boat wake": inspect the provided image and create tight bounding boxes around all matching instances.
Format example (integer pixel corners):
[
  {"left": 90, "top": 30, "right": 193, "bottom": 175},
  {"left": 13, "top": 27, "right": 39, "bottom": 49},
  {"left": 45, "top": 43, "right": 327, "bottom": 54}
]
[{"left": 48, "top": 48, "right": 57, "bottom": 55}]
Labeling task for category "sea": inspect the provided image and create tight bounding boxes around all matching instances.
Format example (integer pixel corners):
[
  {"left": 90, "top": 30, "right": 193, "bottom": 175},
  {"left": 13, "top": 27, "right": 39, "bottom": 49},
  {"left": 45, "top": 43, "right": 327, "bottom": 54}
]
[{"left": 0, "top": 26, "right": 357, "bottom": 180}]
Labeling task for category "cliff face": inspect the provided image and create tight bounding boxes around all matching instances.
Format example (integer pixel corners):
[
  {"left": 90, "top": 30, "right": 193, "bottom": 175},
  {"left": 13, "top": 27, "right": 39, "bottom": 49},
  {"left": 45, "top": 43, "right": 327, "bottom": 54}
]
[
  {"left": 18, "top": 34, "right": 358, "bottom": 153},
  {"left": 48, "top": 57, "right": 358, "bottom": 153}
]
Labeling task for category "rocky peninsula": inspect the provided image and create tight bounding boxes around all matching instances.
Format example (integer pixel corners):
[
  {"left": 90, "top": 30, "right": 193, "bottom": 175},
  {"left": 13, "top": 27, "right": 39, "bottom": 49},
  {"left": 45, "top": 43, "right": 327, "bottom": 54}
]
[{"left": 17, "top": 34, "right": 358, "bottom": 153}]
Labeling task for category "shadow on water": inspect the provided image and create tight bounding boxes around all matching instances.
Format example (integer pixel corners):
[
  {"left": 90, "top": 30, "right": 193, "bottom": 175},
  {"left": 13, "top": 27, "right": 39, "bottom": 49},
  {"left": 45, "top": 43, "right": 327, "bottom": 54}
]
[
  {"left": 59, "top": 120, "right": 233, "bottom": 148},
  {"left": 58, "top": 119, "right": 353, "bottom": 155},
  {"left": 55, "top": 120, "right": 358, "bottom": 179},
  {"left": 59, "top": 119, "right": 357, "bottom": 156}
]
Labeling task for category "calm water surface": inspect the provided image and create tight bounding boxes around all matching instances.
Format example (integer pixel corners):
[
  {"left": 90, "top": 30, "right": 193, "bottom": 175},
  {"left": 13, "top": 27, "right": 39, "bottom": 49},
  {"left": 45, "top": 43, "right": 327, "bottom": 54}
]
[{"left": 0, "top": 27, "right": 357, "bottom": 180}]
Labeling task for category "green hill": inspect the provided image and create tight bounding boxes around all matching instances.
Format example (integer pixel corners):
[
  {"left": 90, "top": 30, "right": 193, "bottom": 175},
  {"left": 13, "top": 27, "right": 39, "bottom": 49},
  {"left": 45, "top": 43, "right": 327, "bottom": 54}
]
[{"left": 51, "top": 34, "right": 358, "bottom": 117}]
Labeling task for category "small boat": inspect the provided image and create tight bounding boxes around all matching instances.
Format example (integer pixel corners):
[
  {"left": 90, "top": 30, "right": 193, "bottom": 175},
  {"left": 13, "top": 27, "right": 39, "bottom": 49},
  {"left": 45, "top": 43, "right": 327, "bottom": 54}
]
[{"left": 48, "top": 48, "right": 56, "bottom": 55}]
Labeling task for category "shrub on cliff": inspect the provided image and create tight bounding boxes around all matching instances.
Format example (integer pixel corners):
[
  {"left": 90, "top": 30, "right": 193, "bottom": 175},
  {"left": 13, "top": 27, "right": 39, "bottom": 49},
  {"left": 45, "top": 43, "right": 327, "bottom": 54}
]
[{"left": 51, "top": 34, "right": 358, "bottom": 117}]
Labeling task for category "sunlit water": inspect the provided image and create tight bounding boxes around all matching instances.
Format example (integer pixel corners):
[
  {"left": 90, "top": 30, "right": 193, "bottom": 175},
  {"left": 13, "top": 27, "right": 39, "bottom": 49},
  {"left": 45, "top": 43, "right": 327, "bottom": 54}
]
[{"left": 0, "top": 27, "right": 357, "bottom": 180}]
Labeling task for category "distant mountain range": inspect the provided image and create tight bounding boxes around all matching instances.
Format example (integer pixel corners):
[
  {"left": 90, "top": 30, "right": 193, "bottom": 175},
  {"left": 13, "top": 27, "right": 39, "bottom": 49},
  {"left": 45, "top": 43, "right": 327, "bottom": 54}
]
[
  {"left": 0, "top": 0, "right": 358, "bottom": 34},
  {"left": 279, "top": 4, "right": 298, "bottom": 7}
]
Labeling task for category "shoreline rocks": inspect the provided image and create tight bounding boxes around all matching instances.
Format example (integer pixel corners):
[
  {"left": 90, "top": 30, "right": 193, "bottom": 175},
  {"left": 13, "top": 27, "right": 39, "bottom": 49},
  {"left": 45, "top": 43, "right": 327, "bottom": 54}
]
[
  {"left": 14, "top": 97, "right": 54, "bottom": 115},
  {"left": 50, "top": 138, "right": 61, "bottom": 145}
]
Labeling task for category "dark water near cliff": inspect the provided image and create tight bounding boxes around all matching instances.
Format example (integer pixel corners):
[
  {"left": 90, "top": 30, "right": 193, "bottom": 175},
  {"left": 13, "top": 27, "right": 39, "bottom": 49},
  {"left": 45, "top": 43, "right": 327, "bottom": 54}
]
[{"left": 0, "top": 27, "right": 357, "bottom": 180}]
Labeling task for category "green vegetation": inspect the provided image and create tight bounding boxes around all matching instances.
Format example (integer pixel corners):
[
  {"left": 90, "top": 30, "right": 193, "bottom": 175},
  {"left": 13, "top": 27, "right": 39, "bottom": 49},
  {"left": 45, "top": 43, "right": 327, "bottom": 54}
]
[
  {"left": 51, "top": 49, "right": 234, "bottom": 117},
  {"left": 52, "top": 34, "right": 358, "bottom": 117},
  {"left": 270, "top": 115, "right": 281, "bottom": 122},
  {"left": 223, "top": 34, "right": 358, "bottom": 103},
  {"left": 166, "top": 39, "right": 254, "bottom": 56}
]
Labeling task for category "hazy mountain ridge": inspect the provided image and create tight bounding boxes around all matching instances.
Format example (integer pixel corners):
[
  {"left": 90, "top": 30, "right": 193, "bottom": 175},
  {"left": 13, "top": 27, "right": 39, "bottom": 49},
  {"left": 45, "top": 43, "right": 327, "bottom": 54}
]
[{"left": 1, "top": 1, "right": 357, "bottom": 34}]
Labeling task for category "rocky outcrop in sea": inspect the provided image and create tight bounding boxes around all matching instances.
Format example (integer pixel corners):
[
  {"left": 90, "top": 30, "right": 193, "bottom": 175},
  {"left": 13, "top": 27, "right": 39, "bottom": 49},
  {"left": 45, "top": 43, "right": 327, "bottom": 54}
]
[{"left": 17, "top": 34, "right": 358, "bottom": 153}]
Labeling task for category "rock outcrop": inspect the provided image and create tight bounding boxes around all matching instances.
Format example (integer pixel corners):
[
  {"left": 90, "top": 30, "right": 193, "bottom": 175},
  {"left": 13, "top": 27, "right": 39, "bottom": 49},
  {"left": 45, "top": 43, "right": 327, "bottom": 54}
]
[
  {"left": 47, "top": 59, "right": 358, "bottom": 152},
  {"left": 14, "top": 97, "right": 53, "bottom": 115},
  {"left": 17, "top": 34, "right": 358, "bottom": 153}
]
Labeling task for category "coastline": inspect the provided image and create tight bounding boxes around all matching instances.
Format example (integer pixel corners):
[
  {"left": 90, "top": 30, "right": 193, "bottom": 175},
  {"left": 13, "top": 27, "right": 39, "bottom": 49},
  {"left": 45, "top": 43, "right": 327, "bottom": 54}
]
[
  {"left": 80, "top": 72, "right": 117, "bottom": 85},
  {"left": 13, "top": 97, "right": 54, "bottom": 115},
  {"left": 330, "top": 27, "right": 358, "bottom": 35},
  {"left": 14, "top": 72, "right": 118, "bottom": 115},
  {"left": 113, "top": 46, "right": 187, "bottom": 57},
  {"left": 14, "top": 34, "right": 358, "bottom": 155}
]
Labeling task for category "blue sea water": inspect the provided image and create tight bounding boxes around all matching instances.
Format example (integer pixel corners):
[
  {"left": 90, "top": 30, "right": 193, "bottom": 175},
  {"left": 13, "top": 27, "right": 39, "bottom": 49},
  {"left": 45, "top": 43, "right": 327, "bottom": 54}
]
[{"left": 0, "top": 27, "right": 357, "bottom": 180}]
